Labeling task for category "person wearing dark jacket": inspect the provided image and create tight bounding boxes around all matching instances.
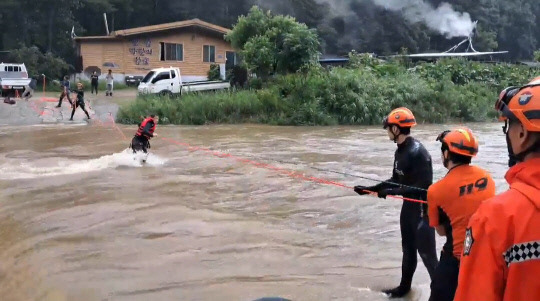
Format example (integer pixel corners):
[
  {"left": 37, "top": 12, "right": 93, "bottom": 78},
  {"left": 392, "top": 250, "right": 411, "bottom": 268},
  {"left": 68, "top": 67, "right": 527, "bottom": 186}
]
[
  {"left": 69, "top": 82, "right": 91, "bottom": 121},
  {"left": 90, "top": 71, "right": 99, "bottom": 94},
  {"left": 56, "top": 75, "right": 73, "bottom": 107},
  {"left": 354, "top": 107, "right": 438, "bottom": 298},
  {"left": 131, "top": 115, "right": 159, "bottom": 154}
]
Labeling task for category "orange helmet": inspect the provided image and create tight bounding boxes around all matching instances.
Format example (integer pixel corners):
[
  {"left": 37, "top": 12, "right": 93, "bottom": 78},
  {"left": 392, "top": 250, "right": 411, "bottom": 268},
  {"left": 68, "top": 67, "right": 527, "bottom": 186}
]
[
  {"left": 383, "top": 107, "right": 417, "bottom": 129},
  {"left": 496, "top": 76, "right": 540, "bottom": 132},
  {"left": 436, "top": 127, "right": 479, "bottom": 157}
]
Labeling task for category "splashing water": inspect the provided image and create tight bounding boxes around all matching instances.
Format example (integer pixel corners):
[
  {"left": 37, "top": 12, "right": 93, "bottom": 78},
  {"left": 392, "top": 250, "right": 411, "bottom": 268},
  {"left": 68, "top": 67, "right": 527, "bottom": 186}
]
[{"left": 0, "top": 149, "right": 166, "bottom": 180}]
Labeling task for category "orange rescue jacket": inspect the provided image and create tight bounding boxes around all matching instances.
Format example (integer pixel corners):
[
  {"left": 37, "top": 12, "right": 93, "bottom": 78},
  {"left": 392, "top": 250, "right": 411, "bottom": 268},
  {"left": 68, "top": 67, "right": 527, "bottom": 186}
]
[
  {"left": 454, "top": 158, "right": 540, "bottom": 301},
  {"left": 427, "top": 165, "right": 495, "bottom": 259}
]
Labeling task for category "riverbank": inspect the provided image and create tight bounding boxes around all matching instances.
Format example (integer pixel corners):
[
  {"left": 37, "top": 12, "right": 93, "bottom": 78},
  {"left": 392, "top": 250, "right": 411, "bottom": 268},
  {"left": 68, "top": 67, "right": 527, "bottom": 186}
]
[
  {"left": 117, "top": 58, "right": 538, "bottom": 126},
  {"left": 0, "top": 89, "right": 137, "bottom": 126}
]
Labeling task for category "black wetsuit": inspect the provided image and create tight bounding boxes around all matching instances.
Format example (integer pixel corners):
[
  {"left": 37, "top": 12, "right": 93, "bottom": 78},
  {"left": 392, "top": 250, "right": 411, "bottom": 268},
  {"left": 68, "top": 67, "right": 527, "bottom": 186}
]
[
  {"left": 361, "top": 137, "right": 438, "bottom": 295},
  {"left": 70, "top": 89, "right": 90, "bottom": 120},
  {"left": 131, "top": 120, "right": 155, "bottom": 153}
]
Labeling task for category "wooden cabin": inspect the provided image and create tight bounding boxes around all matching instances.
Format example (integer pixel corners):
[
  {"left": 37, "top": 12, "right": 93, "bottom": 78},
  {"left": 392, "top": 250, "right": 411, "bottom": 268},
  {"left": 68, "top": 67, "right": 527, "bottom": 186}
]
[{"left": 74, "top": 19, "right": 239, "bottom": 83}]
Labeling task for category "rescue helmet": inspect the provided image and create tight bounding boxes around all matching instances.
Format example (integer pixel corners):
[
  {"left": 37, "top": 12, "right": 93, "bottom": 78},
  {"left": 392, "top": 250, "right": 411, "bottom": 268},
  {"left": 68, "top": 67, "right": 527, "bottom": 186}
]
[
  {"left": 436, "top": 127, "right": 479, "bottom": 157},
  {"left": 383, "top": 107, "right": 417, "bottom": 129},
  {"left": 495, "top": 76, "right": 540, "bottom": 132}
]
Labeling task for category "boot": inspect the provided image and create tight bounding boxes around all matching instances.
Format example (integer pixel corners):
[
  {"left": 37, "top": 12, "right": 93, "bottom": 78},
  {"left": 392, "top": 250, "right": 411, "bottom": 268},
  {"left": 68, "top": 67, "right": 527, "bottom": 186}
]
[{"left": 382, "top": 285, "right": 411, "bottom": 298}]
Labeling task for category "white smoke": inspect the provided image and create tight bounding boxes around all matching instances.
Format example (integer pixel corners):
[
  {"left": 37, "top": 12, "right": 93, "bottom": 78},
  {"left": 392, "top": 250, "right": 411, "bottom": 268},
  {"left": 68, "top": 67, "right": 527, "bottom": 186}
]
[
  {"left": 372, "top": 0, "right": 474, "bottom": 38},
  {"left": 315, "top": 0, "right": 475, "bottom": 39}
]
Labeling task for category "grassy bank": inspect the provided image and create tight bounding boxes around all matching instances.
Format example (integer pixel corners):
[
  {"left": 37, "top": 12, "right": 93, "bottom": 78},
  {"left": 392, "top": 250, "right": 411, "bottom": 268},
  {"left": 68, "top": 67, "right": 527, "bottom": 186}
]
[{"left": 117, "top": 58, "right": 539, "bottom": 125}]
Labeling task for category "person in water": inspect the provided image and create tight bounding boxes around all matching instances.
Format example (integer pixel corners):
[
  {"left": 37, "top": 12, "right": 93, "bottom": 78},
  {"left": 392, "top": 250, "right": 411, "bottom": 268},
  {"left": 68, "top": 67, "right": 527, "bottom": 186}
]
[
  {"left": 131, "top": 114, "right": 158, "bottom": 154},
  {"left": 455, "top": 77, "right": 540, "bottom": 301},
  {"left": 69, "top": 82, "right": 91, "bottom": 121},
  {"left": 353, "top": 107, "right": 438, "bottom": 298},
  {"left": 427, "top": 127, "right": 495, "bottom": 301}
]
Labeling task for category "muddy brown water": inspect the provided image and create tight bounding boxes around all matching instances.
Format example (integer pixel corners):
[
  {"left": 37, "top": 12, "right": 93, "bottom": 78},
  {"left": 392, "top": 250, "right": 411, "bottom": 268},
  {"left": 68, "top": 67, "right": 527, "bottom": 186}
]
[{"left": 0, "top": 122, "right": 509, "bottom": 301}]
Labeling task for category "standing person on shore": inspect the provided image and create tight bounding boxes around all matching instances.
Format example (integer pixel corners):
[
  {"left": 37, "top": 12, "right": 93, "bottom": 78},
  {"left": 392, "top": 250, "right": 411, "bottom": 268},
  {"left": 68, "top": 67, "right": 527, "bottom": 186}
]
[
  {"left": 427, "top": 127, "right": 495, "bottom": 301},
  {"left": 56, "top": 75, "right": 73, "bottom": 107},
  {"left": 90, "top": 71, "right": 99, "bottom": 94},
  {"left": 455, "top": 77, "right": 540, "bottom": 301},
  {"left": 354, "top": 107, "right": 438, "bottom": 298},
  {"left": 105, "top": 69, "right": 114, "bottom": 96}
]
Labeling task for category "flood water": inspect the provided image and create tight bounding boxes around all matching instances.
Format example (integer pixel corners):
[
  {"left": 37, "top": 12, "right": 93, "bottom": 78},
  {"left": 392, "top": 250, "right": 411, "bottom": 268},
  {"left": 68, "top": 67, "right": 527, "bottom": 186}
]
[{"left": 0, "top": 122, "right": 510, "bottom": 301}]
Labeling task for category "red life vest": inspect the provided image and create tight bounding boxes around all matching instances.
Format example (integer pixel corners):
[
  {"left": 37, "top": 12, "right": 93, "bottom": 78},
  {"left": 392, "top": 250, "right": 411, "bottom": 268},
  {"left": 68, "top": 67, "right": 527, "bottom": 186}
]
[{"left": 136, "top": 117, "right": 156, "bottom": 138}]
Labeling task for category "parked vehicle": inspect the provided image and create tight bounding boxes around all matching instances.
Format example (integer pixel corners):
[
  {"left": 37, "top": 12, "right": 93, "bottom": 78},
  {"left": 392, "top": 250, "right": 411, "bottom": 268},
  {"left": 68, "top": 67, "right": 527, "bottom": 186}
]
[
  {"left": 125, "top": 75, "right": 144, "bottom": 87},
  {"left": 0, "top": 63, "right": 31, "bottom": 97},
  {"left": 137, "top": 67, "right": 230, "bottom": 97}
]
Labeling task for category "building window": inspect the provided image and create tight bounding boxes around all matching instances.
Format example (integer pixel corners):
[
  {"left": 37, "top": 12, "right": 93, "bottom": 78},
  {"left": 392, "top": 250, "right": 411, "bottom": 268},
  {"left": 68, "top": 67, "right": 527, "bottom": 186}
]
[
  {"left": 203, "top": 45, "right": 215, "bottom": 63},
  {"left": 160, "top": 42, "right": 183, "bottom": 61}
]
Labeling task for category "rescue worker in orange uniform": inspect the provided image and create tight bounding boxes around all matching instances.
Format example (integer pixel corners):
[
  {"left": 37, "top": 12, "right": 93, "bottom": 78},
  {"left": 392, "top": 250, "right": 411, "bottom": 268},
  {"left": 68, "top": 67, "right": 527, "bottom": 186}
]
[
  {"left": 455, "top": 77, "right": 540, "bottom": 301},
  {"left": 131, "top": 114, "right": 159, "bottom": 154},
  {"left": 427, "top": 127, "right": 495, "bottom": 301},
  {"left": 354, "top": 107, "right": 438, "bottom": 298}
]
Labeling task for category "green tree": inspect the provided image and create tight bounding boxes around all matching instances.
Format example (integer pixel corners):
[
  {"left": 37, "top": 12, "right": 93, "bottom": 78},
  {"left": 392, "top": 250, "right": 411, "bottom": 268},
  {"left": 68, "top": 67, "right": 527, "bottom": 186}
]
[
  {"left": 225, "top": 6, "right": 320, "bottom": 78},
  {"left": 7, "top": 46, "right": 71, "bottom": 79},
  {"left": 534, "top": 50, "right": 540, "bottom": 62}
]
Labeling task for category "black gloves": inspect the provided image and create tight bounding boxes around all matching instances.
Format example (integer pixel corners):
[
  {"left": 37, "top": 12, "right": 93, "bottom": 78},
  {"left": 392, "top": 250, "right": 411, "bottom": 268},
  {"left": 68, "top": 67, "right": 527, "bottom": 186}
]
[
  {"left": 377, "top": 188, "right": 391, "bottom": 199},
  {"left": 354, "top": 185, "right": 373, "bottom": 196},
  {"left": 354, "top": 186, "right": 399, "bottom": 199}
]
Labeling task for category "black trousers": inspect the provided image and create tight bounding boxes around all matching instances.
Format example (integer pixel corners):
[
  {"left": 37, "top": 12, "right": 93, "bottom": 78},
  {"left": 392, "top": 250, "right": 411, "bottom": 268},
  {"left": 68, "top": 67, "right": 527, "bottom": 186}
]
[
  {"left": 131, "top": 135, "right": 150, "bottom": 153},
  {"left": 57, "top": 90, "right": 72, "bottom": 106},
  {"left": 70, "top": 102, "right": 90, "bottom": 120},
  {"left": 91, "top": 83, "right": 98, "bottom": 94},
  {"left": 398, "top": 202, "right": 438, "bottom": 290},
  {"left": 429, "top": 251, "right": 459, "bottom": 301}
]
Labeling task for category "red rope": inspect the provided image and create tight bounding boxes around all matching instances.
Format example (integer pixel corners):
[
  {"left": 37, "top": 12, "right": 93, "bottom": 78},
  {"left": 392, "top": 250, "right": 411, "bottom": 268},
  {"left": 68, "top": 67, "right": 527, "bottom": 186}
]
[{"left": 160, "top": 137, "right": 427, "bottom": 204}]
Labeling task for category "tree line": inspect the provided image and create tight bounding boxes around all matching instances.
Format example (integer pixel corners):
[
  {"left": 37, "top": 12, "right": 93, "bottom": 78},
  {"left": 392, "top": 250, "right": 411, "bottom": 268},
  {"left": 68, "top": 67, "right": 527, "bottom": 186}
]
[{"left": 0, "top": 0, "right": 538, "bottom": 78}]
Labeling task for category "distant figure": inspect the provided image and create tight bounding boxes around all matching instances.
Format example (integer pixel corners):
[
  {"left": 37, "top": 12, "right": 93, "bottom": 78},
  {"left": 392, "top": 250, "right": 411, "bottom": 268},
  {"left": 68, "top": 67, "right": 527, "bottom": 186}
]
[
  {"left": 56, "top": 75, "right": 73, "bottom": 107},
  {"left": 22, "top": 76, "right": 37, "bottom": 100},
  {"left": 105, "top": 69, "right": 114, "bottom": 96},
  {"left": 69, "top": 82, "right": 91, "bottom": 121},
  {"left": 90, "top": 71, "right": 99, "bottom": 94}
]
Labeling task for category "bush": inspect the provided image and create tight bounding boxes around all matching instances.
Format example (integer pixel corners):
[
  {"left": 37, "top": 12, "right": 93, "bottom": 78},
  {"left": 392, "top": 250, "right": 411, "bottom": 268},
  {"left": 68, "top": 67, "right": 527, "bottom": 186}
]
[
  {"left": 208, "top": 64, "right": 221, "bottom": 81},
  {"left": 227, "top": 65, "right": 249, "bottom": 88},
  {"left": 118, "top": 58, "right": 538, "bottom": 125},
  {"left": 118, "top": 90, "right": 266, "bottom": 125}
]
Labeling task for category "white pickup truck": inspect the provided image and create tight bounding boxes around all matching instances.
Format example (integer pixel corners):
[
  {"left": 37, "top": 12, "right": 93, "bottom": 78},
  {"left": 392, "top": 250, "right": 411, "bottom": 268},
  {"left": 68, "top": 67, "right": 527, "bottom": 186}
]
[
  {"left": 0, "top": 63, "right": 31, "bottom": 97},
  {"left": 137, "top": 67, "right": 230, "bottom": 97}
]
